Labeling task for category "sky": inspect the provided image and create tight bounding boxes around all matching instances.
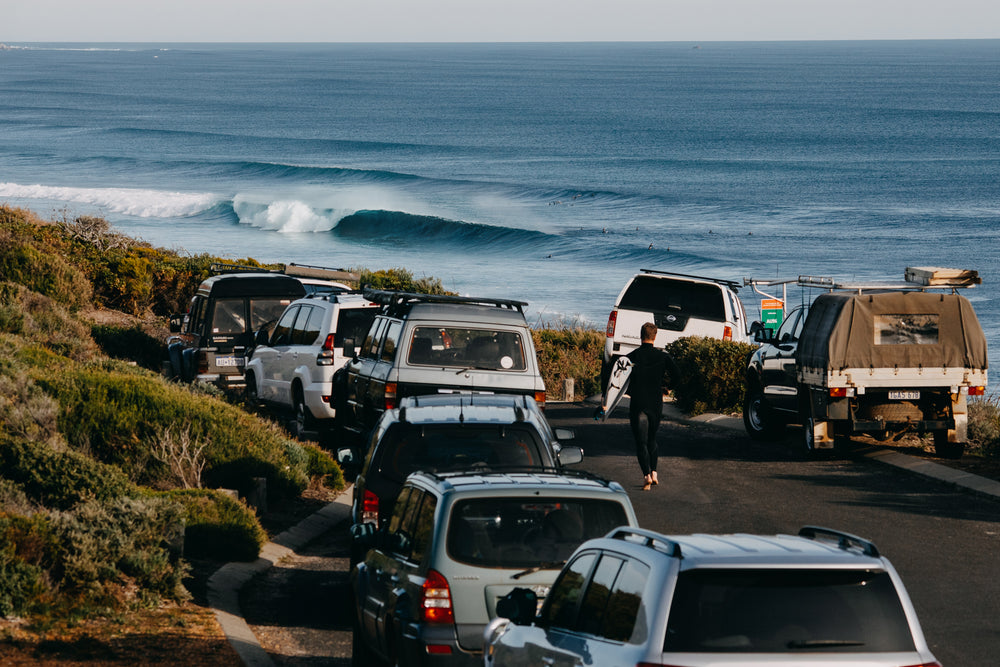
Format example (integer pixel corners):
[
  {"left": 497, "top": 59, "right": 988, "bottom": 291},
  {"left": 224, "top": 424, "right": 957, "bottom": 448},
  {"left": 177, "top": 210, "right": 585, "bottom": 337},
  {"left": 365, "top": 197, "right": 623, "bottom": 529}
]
[{"left": 5, "top": 0, "right": 1000, "bottom": 43}]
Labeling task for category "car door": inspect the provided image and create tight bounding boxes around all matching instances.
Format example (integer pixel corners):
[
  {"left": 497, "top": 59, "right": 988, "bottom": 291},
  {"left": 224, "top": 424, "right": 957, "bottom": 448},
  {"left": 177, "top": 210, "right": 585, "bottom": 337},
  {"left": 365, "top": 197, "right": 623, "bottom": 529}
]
[
  {"left": 759, "top": 305, "right": 806, "bottom": 414},
  {"left": 364, "top": 319, "right": 402, "bottom": 424},
  {"left": 346, "top": 317, "right": 388, "bottom": 427},
  {"left": 275, "top": 305, "right": 314, "bottom": 405},
  {"left": 257, "top": 305, "right": 298, "bottom": 402}
]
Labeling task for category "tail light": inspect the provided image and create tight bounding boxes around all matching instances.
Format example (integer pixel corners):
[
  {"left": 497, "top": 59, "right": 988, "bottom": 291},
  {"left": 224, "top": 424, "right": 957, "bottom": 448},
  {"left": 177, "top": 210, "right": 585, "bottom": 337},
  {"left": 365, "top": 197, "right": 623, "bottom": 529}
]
[
  {"left": 317, "top": 334, "right": 335, "bottom": 366},
  {"left": 829, "top": 387, "right": 854, "bottom": 398},
  {"left": 723, "top": 325, "right": 733, "bottom": 341},
  {"left": 361, "top": 489, "right": 379, "bottom": 524},
  {"left": 969, "top": 386, "right": 986, "bottom": 396},
  {"left": 197, "top": 351, "right": 209, "bottom": 374},
  {"left": 420, "top": 569, "right": 454, "bottom": 624},
  {"left": 534, "top": 390, "right": 546, "bottom": 408},
  {"left": 606, "top": 310, "right": 617, "bottom": 337},
  {"left": 384, "top": 382, "right": 398, "bottom": 410}
]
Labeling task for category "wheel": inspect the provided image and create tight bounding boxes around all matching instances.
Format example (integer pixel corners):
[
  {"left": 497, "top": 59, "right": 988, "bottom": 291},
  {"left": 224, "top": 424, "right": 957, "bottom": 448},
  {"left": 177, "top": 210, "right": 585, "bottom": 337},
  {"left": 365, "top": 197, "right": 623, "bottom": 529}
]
[
  {"left": 933, "top": 431, "right": 966, "bottom": 459},
  {"left": 803, "top": 416, "right": 817, "bottom": 454},
  {"left": 244, "top": 371, "right": 260, "bottom": 407},
  {"left": 292, "top": 390, "right": 314, "bottom": 439},
  {"left": 743, "top": 381, "right": 785, "bottom": 441}
]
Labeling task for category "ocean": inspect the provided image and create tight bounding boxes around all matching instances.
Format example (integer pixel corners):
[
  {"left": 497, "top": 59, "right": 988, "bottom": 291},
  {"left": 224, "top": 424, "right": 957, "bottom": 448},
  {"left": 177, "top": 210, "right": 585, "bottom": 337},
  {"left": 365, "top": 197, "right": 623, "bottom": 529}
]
[{"left": 2, "top": 40, "right": 999, "bottom": 361}]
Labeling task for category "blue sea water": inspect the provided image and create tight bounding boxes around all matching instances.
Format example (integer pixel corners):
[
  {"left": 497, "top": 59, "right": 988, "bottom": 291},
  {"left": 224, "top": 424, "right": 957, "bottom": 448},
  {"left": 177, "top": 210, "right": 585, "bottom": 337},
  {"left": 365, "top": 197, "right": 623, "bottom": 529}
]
[{"left": 2, "top": 41, "right": 999, "bottom": 359}]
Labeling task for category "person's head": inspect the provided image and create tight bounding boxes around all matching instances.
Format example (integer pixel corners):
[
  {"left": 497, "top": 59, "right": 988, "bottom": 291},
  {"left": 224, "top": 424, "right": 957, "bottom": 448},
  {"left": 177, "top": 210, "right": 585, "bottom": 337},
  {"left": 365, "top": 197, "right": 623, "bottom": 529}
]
[{"left": 641, "top": 322, "right": 657, "bottom": 343}]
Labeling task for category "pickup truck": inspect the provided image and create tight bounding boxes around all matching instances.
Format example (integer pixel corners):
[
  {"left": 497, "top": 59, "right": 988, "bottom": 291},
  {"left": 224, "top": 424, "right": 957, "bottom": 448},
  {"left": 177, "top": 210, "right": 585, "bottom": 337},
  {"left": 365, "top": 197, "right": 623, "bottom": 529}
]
[{"left": 744, "top": 269, "right": 988, "bottom": 458}]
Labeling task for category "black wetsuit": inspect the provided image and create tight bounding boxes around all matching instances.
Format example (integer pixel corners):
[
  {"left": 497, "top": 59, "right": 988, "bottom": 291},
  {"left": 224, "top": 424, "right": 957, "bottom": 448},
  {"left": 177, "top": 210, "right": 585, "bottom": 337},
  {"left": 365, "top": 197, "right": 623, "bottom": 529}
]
[{"left": 626, "top": 342, "right": 680, "bottom": 476}]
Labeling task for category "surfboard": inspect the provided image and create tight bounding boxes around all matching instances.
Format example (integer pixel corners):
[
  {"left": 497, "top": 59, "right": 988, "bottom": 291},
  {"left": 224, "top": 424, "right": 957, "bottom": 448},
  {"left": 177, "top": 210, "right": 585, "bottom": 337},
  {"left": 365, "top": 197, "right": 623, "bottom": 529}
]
[{"left": 601, "top": 356, "right": 633, "bottom": 421}]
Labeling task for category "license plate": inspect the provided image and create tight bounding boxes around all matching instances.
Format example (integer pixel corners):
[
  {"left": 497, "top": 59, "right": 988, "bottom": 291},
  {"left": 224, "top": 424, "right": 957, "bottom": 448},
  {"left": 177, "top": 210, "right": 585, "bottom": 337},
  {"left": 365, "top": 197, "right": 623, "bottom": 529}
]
[
  {"left": 215, "top": 356, "right": 243, "bottom": 368},
  {"left": 889, "top": 390, "right": 919, "bottom": 400}
]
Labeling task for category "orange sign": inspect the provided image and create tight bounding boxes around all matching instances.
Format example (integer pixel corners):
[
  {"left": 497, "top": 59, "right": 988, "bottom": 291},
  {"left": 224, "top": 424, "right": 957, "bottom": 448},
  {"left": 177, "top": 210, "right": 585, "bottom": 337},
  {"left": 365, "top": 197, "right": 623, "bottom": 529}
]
[{"left": 761, "top": 298, "right": 784, "bottom": 310}]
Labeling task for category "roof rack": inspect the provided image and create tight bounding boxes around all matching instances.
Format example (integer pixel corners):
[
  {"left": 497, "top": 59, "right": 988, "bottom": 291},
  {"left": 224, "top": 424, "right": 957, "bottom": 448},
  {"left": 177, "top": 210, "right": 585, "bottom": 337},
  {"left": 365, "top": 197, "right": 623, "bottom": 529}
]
[
  {"left": 640, "top": 268, "right": 741, "bottom": 291},
  {"left": 362, "top": 289, "right": 528, "bottom": 316},
  {"left": 798, "top": 526, "right": 880, "bottom": 557},
  {"left": 209, "top": 262, "right": 276, "bottom": 275},
  {"left": 745, "top": 266, "right": 979, "bottom": 304},
  {"left": 607, "top": 527, "right": 683, "bottom": 558},
  {"left": 282, "top": 263, "right": 359, "bottom": 282},
  {"left": 413, "top": 467, "right": 616, "bottom": 487}
]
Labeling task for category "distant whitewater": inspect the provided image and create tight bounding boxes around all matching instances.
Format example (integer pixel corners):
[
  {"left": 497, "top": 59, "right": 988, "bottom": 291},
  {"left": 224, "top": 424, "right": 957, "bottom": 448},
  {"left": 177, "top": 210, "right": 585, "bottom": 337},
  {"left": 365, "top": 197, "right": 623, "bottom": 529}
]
[{"left": 2, "top": 41, "right": 998, "bottom": 361}]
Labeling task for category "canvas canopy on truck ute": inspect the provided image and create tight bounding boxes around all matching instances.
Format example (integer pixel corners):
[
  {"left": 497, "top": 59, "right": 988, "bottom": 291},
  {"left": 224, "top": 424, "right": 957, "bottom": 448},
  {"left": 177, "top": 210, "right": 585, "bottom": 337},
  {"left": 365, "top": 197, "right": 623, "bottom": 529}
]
[{"left": 798, "top": 290, "right": 989, "bottom": 375}]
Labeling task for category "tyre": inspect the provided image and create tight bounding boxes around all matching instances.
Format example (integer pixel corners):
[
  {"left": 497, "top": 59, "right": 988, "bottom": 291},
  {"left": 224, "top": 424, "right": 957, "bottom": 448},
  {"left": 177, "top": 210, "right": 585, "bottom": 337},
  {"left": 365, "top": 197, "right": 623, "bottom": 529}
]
[
  {"left": 244, "top": 371, "right": 260, "bottom": 407},
  {"left": 933, "top": 431, "right": 966, "bottom": 459},
  {"left": 743, "top": 382, "right": 785, "bottom": 441},
  {"left": 292, "top": 388, "right": 314, "bottom": 439},
  {"left": 803, "top": 416, "right": 818, "bottom": 454}
]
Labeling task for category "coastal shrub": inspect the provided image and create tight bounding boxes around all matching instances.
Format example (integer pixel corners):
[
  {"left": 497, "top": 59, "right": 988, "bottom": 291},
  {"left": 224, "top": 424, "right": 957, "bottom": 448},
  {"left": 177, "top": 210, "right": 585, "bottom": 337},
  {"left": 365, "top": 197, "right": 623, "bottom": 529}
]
[
  {"left": 0, "top": 283, "right": 98, "bottom": 361},
  {"left": 50, "top": 496, "right": 188, "bottom": 608},
  {"left": 356, "top": 267, "right": 450, "bottom": 295},
  {"left": 37, "top": 367, "right": 313, "bottom": 500},
  {"left": 0, "top": 230, "right": 92, "bottom": 311},
  {"left": 532, "top": 325, "right": 604, "bottom": 400},
  {"left": 666, "top": 336, "right": 757, "bottom": 416},
  {"left": 0, "top": 370, "right": 61, "bottom": 445},
  {"left": 968, "top": 395, "right": 1000, "bottom": 457},
  {"left": 161, "top": 489, "right": 266, "bottom": 562},
  {"left": 0, "top": 513, "right": 53, "bottom": 618},
  {"left": 0, "top": 435, "right": 136, "bottom": 511},
  {"left": 301, "top": 441, "right": 346, "bottom": 491},
  {"left": 90, "top": 323, "right": 165, "bottom": 371}
]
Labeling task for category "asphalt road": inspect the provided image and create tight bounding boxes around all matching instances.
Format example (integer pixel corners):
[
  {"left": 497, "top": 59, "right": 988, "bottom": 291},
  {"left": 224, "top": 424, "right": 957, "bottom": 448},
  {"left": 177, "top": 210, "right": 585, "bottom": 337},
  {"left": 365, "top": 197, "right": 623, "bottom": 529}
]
[{"left": 242, "top": 403, "right": 1000, "bottom": 666}]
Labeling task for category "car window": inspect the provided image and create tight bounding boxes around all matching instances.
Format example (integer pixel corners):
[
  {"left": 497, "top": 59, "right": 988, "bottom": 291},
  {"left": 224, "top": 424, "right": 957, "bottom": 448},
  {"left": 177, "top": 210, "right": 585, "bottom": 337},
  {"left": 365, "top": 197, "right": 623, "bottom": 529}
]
[
  {"left": 775, "top": 306, "right": 804, "bottom": 343},
  {"left": 410, "top": 492, "right": 437, "bottom": 565},
  {"left": 407, "top": 327, "right": 527, "bottom": 370},
  {"left": 541, "top": 552, "right": 597, "bottom": 630},
  {"left": 361, "top": 318, "right": 388, "bottom": 359},
  {"left": 662, "top": 569, "right": 916, "bottom": 653},
  {"left": 211, "top": 298, "right": 247, "bottom": 334},
  {"left": 447, "top": 498, "right": 629, "bottom": 568},
  {"left": 188, "top": 296, "right": 206, "bottom": 334},
  {"left": 619, "top": 276, "right": 726, "bottom": 322},
  {"left": 270, "top": 306, "right": 299, "bottom": 346},
  {"left": 336, "top": 308, "right": 377, "bottom": 348},
  {"left": 380, "top": 320, "right": 402, "bottom": 362},
  {"left": 577, "top": 555, "right": 623, "bottom": 636},
  {"left": 602, "top": 558, "right": 648, "bottom": 643},
  {"left": 387, "top": 486, "right": 414, "bottom": 536},
  {"left": 297, "top": 305, "right": 324, "bottom": 346},
  {"left": 375, "top": 424, "right": 547, "bottom": 483},
  {"left": 289, "top": 306, "right": 313, "bottom": 345},
  {"left": 251, "top": 298, "right": 295, "bottom": 332}
]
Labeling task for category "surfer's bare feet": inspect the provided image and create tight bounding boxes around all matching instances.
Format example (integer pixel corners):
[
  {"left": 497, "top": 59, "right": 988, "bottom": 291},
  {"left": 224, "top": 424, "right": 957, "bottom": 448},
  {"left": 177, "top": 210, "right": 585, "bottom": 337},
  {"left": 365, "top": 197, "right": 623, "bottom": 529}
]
[
  {"left": 651, "top": 471, "right": 658, "bottom": 485},
  {"left": 642, "top": 474, "right": 652, "bottom": 491}
]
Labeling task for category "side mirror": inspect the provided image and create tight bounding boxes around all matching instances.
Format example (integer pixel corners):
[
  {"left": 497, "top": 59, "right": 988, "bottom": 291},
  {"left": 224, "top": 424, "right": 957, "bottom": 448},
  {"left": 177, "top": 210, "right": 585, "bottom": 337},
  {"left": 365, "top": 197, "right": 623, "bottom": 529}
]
[
  {"left": 169, "top": 315, "right": 184, "bottom": 333},
  {"left": 342, "top": 338, "right": 356, "bottom": 359},
  {"left": 752, "top": 323, "right": 775, "bottom": 343},
  {"left": 496, "top": 588, "right": 538, "bottom": 625},
  {"left": 556, "top": 445, "right": 584, "bottom": 466}
]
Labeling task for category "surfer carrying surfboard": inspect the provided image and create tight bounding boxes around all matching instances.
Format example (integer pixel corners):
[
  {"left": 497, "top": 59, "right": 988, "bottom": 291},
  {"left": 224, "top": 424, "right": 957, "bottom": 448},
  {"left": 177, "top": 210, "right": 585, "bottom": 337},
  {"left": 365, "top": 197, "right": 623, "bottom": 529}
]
[{"left": 626, "top": 322, "right": 681, "bottom": 491}]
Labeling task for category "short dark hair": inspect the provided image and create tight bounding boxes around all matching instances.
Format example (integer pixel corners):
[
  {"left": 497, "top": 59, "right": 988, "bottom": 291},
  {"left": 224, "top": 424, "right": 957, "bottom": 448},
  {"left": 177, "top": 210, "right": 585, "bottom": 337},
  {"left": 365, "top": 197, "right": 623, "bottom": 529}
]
[{"left": 641, "top": 322, "right": 657, "bottom": 342}]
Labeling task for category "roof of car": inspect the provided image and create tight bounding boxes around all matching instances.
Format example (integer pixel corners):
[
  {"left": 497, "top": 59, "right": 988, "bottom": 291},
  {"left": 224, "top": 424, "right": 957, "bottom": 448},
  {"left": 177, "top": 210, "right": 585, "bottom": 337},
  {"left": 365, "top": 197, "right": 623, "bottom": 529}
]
[
  {"left": 402, "top": 302, "right": 530, "bottom": 325},
  {"left": 408, "top": 470, "right": 626, "bottom": 495},
  {"left": 395, "top": 394, "right": 540, "bottom": 426},
  {"left": 197, "top": 273, "right": 307, "bottom": 298},
  {"left": 595, "top": 526, "right": 887, "bottom": 569}
]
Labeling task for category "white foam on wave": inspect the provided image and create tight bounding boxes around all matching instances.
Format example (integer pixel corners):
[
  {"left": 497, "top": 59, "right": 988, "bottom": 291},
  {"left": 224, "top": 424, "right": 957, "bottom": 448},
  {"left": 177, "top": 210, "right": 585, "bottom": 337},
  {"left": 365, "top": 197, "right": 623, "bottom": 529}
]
[{"left": 0, "top": 182, "right": 217, "bottom": 217}]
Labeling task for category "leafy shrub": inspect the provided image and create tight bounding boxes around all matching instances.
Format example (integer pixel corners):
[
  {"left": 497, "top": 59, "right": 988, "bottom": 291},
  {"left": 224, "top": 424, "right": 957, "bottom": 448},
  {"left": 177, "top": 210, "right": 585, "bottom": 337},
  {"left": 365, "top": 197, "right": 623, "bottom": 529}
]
[
  {"left": 666, "top": 336, "right": 758, "bottom": 416},
  {"left": 0, "top": 225, "right": 92, "bottom": 311},
  {"left": 300, "top": 441, "right": 346, "bottom": 491},
  {"left": 0, "top": 435, "right": 136, "bottom": 511},
  {"left": 0, "top": 283, "right": 98, "bottom": 361},
  {"left": 0, "top": 513, "right": 53, "bottom": 618},
  {"left": 969, "top": 395, "right": 1000, "bottom": 457},
  {"left": 532, "top": 325, "right": 604, "bottom": 399},
  {"left": 356, "top": 267, "right": 450, "bottom": 294},
  {"left": 160, "top": 489, "right": 266, "bottom": 562},
  {"left": 0, "top": 370, "right": 61, "bottom": 444},
  {"left": 90, "top": 323, "right": 165, "bottom": 371}
]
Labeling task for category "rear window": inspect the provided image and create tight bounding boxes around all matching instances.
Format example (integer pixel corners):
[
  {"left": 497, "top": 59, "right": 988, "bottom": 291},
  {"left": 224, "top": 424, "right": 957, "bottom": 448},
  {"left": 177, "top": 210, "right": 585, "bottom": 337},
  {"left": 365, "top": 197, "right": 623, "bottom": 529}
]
[
  {"left": 375, "top": 424, "right": 547, "bottom": 483},
  {"left": 619, "top": 276, "right": 726, "bottom": 322},
  {"left": 407, "top": 327, "right": 527, "bottom": 371},
  {"left": 663, "top": 569, "right": 916, "bottom": 654},
  {"left": 447, "top": 497, "right": 629, "bottom": 568},
  {"left": 336, "top": 308, "right": 377, "bottom": 348},
  {"left": 250, "top": 298, "right": 295, "bottom": 332}
]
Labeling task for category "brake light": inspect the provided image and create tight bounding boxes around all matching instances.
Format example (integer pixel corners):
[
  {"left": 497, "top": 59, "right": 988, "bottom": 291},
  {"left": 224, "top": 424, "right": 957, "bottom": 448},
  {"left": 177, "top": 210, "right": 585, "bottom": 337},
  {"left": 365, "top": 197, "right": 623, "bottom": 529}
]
[
  {"left": 829, "top": 387, "right": 851, "bottom": 398},
  {"left": 969, "top": 386, "right": 986, "bottom": 396},
  {"left": 606, "top": 310, "right": 617, "bottom": 338},
  {"left": 197, "top": 351, "right": 209, "bottom": 374},
  {"left": 384, "top": 382, "right": 397, "bottom": 410},
  {"left": 361, "top": 489, "right": 379, "bottom": 524},
  {"left": 723, "top": 325, "right": 733, "bottom": 341},
  {"left": 420, "top": 569, "right": 454, "bottom": 624},
  {"left": 321, "top": 334, "right": 335, "bottom": 351},
  {"left": 534, "top": 390, "right": 546, "bottom": 407},
  {"left": 317, "top": 334, "right": 336, "bottom": 366}
]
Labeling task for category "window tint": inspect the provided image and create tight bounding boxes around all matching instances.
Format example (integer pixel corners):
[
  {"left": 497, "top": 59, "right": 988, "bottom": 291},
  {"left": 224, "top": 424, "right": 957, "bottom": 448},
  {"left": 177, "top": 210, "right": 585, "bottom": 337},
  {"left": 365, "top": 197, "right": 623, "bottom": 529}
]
[
  {"left": 289, "top": 306, "right": 313, "bottom": 345},
  {"left": 578, "top": 555, "right": 623, "bottom": 636},
  {"left": 542, "top": 552, "right": 596, "bottom": 630},
  {"left": 447, "top": 498, "right": 629, "bottom": 569},
  {"left": 270, "top": 306, "right": 299, "bottom": 346},
  {"left": 381, "top": 321, "right": 402, "bottom": 362},
  {"left": 619, "top": 276, "right": 726, "bottom": 322},
  {"left": 387, "top": 486, "right": 414, "bottom": 536},
  {"left": 336, "top": 308, "right": 377, "bottom": 347},
  {"left": 410, "top": 492, "right": 437, "bottom": 564},
  {"left": 663, "top": 569, "right": 916, "bottom": 654},
  {"left": 212, "top": 298, "right": 247, "bottom": 334},
  {"left": 361, "top": 319, "right": 388, "bottom": 359},
  {"left": 297, "top": 306, "right": 324, "bottom": 346},
  {"left": 188, "top": 296, "right": 206, "bottom": 334},
  {"left": 604, "top": 559, "right": 648, "bottom": 643},
  {"left": 407, "top": 327, "right": 527, "bottom": 370},
  {"left": 251, "top": 298, "right": 295, "bottom": 332}
]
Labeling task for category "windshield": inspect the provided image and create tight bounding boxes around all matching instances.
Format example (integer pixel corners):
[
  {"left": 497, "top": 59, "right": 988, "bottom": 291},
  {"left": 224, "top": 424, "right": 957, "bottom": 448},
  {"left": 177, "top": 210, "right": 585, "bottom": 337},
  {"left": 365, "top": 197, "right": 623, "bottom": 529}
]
[
  {"left": 407, "top": 327, "right": 527, "bottom": 370},
  {"left": 663, "top": 569, "right": 915, "bottom": 653},
  {"left": 447, "top": 497, "right": 628, "bottom": 568},
  {"left": 375, "top": 424, "right": 547, "bottom": 482}
]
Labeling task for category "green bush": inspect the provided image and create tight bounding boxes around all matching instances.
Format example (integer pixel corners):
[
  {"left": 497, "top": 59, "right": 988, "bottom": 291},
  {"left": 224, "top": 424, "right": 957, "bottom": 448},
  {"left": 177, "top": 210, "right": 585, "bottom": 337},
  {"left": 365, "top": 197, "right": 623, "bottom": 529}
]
[
  {"left": 0, "top": 513, "right": 53, "bottom": 618},
  {"left": 160, "top": 489, "right": 266, "bottom": 562},
  {"left": 0, "top": 223, "right": 92, "bottom": 311},
  {"left": 533, "top": 325, "right": 604, "bottom": 400},
  {"left": 666, "top": 336, "right": 758, "bottom": 416},
  {"left": 969, "top": 395, "right": 1000, "bottom": 456},
  {"left": 0, "top": 436, "right": 136, "bottom": 511},
  {"left": 300, "top": 441, "right": 346, "bottom": 491},
  {"left": 355, "top": 267, "right": 450, "bottom": 294},
  {"left": 0, "top": 283, "right": 98, "bottom": 361}
]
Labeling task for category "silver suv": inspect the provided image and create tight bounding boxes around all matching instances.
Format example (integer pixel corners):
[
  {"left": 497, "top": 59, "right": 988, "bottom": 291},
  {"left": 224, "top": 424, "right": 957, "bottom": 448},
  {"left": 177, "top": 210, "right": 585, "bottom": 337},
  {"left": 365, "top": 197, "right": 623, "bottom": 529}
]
[
  {"left": 485, "top": 526, "right": 939, "bottom": 667},
  {"left": 603, "top": 269, "right": 749, "bottom": 386},
  {"left": 350, "top": 470, "right": 638, "bottom": 667},
  {"left": 244, "top": 292, "right": 378, "bottom": 437}
]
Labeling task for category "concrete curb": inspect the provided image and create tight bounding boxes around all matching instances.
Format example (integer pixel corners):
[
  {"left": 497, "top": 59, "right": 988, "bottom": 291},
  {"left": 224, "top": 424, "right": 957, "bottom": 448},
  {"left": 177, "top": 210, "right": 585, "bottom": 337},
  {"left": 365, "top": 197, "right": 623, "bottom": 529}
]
[{"left": 207, "top": 487, "right": 353, "bottom": 667}]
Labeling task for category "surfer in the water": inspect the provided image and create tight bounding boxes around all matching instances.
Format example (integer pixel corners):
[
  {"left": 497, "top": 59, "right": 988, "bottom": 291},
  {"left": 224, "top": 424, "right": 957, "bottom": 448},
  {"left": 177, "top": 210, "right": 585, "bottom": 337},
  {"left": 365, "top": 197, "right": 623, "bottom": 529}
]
[{"left": 626, "top": 322, "right": 681, "bottom": 491}]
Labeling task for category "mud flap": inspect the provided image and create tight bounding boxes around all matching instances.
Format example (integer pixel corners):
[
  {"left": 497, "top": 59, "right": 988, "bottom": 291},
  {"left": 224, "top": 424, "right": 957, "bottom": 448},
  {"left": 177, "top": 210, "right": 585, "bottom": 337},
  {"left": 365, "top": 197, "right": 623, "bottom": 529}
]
[{"left": 810, "top": 419, "right": 835, "bottom": 449}]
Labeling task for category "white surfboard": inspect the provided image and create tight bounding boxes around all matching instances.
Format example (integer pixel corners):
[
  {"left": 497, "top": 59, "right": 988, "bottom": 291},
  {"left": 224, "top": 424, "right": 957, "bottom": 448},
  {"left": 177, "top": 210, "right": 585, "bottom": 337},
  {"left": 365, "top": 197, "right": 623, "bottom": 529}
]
[{"left": 601, "top": 357, "right": 633, "bottom": 421}]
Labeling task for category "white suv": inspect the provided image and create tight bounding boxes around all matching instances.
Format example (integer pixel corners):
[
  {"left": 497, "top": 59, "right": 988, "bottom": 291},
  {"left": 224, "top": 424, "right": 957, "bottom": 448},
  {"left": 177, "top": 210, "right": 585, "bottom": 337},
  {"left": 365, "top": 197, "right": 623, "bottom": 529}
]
[
  {"left": 244, "top": 292, "right": 378, "bottom": 437},
  {"left": 603, "top": 270, "right": 749, "bottom": 384},
  {"left": 486, "top": 526, "right": 939, "bottom": 667}
]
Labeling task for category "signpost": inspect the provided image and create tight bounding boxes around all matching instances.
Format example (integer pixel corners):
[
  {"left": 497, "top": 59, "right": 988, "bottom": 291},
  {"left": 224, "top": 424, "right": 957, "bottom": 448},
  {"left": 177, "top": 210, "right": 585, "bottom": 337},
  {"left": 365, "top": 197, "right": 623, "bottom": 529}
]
[{"left": 761, "top": 298, "right": 784, "bottom": 331}]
